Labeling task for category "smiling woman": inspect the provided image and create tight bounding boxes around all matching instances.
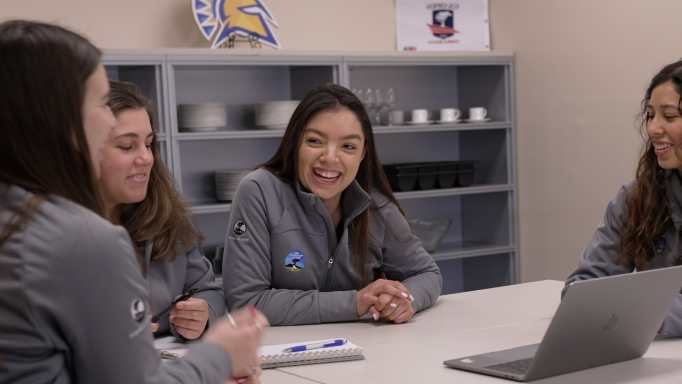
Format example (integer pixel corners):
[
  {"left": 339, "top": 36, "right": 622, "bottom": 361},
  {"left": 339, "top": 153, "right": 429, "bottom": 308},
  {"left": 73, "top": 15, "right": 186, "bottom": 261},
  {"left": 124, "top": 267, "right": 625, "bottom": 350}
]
[
  {"left": 223, "top": 83, "right": 443, "bottom": 326},
  {"left": 102, "top": 80, "right": 226, "bottom": 342},
  {"left": 565, "top": 58, "right": 682, "bottom": 336}
]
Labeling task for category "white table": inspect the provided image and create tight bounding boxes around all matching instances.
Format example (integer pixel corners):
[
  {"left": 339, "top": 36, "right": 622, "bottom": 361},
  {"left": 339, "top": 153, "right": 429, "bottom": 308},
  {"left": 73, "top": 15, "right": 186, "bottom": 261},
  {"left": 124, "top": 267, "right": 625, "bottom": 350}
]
[{"left": 263, "top": 280, "right": 682, "bottom": 383}]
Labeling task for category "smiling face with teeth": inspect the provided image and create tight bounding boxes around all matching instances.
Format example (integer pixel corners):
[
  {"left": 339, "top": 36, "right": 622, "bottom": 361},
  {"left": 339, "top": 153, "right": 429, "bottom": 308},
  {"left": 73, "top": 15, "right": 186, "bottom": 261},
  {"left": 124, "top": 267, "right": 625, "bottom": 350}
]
[
  {"left": 99, "top": 108, "right": 154, "bottom": 219},
  {"left": 646, "top": 80, "right": 682, "bottom": 173},
  {"left": 297, "top": 107, "right": 365, "bottom": 215}
]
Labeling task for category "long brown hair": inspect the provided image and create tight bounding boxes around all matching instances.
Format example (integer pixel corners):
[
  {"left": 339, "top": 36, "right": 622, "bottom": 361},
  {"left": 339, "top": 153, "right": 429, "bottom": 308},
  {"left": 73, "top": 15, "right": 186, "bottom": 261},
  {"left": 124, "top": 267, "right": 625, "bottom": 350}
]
[
  {"left": 107, "top": 80, "right": 204, "bottom": 261},
  {"left": 257, "top": 83, "right": 403, "bottom": 288},
  {"left": 620, "top": 59, "right": 682, "bottom": 269},
  {"left": 0, "top": 20, "right": 103, "bottom": 248}
]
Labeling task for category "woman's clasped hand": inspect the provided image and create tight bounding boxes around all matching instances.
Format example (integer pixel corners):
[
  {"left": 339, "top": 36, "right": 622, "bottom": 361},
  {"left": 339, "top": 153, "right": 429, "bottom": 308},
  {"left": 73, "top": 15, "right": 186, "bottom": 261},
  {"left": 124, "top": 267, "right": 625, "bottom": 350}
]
[{"left": 356, "top": 279, "right": 415, "bottom": 323}]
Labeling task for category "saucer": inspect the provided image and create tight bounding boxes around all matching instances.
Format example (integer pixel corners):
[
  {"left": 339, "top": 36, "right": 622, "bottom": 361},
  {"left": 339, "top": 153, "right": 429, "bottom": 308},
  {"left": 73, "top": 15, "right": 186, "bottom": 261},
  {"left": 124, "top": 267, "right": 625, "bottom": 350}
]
[
  {"left": 406, "top": 120, "right": 434, "bottom": 125},
  {"left": 436, "top": 119, "right": 462, "bottom": 124},
  {"left": 464, "top": 118, "right": 491, "bottom": 123}
]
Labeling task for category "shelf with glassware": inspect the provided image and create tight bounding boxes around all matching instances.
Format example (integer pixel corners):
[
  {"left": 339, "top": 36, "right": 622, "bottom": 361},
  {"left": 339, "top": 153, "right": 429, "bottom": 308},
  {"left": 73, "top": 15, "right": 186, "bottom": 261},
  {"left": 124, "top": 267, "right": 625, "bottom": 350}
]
[{"left": 343, "top": 57, "right": 516, "bottom": 291}]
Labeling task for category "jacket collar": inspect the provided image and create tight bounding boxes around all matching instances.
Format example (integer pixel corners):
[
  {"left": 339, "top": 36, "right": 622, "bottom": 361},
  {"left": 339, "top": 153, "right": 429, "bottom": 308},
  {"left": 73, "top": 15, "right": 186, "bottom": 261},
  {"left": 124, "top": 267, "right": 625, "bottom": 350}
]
[{"left": 295, "top": 178, "right": 372, "bottom": 226}]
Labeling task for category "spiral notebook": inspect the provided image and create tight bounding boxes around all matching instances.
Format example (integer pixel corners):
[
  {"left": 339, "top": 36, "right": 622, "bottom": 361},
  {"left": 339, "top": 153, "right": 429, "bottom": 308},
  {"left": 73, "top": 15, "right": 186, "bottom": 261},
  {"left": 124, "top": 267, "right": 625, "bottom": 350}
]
[{"left": 258, "top": 338, "right": 364, "bottom": 369}]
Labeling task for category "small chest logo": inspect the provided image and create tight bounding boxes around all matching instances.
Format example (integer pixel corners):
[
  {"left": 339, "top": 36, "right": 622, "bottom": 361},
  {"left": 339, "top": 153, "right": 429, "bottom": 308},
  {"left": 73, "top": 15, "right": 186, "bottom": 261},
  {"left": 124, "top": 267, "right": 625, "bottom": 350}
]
[
  {"left": 603, "top": 314, "right": 619, "bottom": 331},
  {"left": 131, "top": 299, "right": 146, "bottom": 323},
  {"left": 233, "top": 219, "right": 247, "bottom": 235},
  {"left": 285, "top": 250, "right": 306, "bottom": 272}
]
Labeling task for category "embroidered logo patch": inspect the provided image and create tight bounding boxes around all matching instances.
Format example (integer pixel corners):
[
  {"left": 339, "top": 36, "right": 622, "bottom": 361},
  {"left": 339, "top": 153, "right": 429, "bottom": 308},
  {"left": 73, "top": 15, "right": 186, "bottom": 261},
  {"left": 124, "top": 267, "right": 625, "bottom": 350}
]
[
  {"left": 131, "top": 299, "right": 146, "bottom": 323},
  {"left": 233, "top": 219, "right": 247, "bottom": 235},
  {"left": 285, "top": 250, "right": 306, "bottom": 272}
]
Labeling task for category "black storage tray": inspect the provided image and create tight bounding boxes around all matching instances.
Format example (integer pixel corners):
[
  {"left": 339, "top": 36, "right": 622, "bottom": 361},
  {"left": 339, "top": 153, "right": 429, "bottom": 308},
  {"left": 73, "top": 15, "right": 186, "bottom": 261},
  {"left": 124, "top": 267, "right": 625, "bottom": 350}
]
[{"left": 383, "top": 161, "right": 477, "bottom": 191}]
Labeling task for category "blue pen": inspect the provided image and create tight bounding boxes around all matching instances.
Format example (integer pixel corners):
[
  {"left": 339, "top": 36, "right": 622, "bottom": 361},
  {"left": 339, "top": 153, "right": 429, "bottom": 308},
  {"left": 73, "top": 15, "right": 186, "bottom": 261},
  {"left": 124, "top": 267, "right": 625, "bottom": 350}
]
[{"left": 283, "top": 339, "right": 347, "bottom": 353}]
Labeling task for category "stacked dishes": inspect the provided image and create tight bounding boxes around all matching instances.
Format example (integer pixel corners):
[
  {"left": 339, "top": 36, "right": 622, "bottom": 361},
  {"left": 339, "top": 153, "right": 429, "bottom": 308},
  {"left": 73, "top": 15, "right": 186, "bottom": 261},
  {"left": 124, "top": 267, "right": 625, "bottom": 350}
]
[
  {"left": 177, "top": 103, "right": 226, "bottom": 132},
  {"left": 255, "top": 100, "right": 300, "bottom": 129},
  {"left": 215, "top": 170, "right": 251, "bottom": 201}
]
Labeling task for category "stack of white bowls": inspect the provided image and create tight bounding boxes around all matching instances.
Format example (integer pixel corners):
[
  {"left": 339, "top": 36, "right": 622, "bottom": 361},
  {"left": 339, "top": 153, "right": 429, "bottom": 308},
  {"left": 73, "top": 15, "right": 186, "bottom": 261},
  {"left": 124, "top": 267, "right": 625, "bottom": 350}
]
[
  {"left": 215, "top": 170, "right": 251, "bottom": 201},
  {"left": 255, "top": 101, "right": 300, "bottom": 129},
  {"left": 177, "top": 103, "right": 227, "bottom": 132}
]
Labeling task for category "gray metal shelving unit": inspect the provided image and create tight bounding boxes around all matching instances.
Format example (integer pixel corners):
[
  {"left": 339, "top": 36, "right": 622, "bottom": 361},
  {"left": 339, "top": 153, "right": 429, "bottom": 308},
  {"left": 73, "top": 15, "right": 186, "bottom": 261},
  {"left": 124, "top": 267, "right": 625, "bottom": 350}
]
[{"left": 102, "top": 49, "right": 517, "bottom": 294}]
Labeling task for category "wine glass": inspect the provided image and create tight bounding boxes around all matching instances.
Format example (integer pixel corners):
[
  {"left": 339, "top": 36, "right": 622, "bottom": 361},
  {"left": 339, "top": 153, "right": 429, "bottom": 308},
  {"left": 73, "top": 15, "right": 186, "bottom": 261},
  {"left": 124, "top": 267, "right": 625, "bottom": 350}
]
[
  {"left": 363, "top": 88, "right": 375, "bottom": 125},
  {"left": 386, "top": 88, "right": 397, "bottom": 125},
  {"left": 374, "top": 89, "right": 385, "bottom": 125}
]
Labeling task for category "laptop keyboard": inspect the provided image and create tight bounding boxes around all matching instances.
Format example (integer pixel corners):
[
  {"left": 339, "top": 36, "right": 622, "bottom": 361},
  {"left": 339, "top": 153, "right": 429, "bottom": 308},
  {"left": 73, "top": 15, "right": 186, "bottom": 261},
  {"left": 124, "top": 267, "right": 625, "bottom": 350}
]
[{"left": 484, "top": 358, "right": 533, "bottom": 375}]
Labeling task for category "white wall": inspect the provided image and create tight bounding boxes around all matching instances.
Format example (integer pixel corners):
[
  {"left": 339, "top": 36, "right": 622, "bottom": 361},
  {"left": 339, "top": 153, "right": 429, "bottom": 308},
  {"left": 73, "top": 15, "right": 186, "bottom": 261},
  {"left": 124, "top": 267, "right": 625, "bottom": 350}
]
[{"left": 4, "top": 0, "right": 682, "bottom": 283}]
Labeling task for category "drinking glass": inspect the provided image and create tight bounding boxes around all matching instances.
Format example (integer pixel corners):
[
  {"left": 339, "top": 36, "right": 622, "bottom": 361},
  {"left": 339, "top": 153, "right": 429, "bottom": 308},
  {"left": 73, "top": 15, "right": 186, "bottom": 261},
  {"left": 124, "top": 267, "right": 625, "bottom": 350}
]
[
  {"left": 374, "top": 89, "right": 385, "bottom": 125},
  {"left": 364, "top": 88, "right": 375, "bottom": 124},
  {"left": 386, "top": 88, "right": 397, "bottom": 125}
]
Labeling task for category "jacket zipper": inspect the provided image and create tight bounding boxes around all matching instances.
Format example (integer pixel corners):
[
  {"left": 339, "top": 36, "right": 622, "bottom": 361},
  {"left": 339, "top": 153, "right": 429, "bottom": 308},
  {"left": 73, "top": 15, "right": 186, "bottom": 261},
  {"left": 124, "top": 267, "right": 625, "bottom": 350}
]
[{"left": 319, "top": 198, "right": 371, "bottom": 292}]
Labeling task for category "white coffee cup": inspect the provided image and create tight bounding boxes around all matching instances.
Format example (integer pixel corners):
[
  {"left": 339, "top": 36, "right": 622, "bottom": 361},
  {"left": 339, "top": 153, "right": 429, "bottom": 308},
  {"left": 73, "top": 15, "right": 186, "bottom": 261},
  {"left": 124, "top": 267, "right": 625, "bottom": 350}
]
[
  {"left": 390, "top": 110, "right": 404, "bottom": 125},
  {"left": 411, "top": 109, "right": 431, "bottom": 123},
  {"left": 468, "top": 107, "right": 487, "bottom": 121},
  {"left": 440, "top": 108, "right": 461, "bottom": 122}
]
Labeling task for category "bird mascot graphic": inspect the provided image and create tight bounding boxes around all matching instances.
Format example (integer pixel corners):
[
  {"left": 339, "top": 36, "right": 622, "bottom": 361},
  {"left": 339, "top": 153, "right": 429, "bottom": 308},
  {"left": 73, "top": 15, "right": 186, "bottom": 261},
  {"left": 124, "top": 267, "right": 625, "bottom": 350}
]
[{"left": 192, "top": 0, "right": 281, "bottom": 49}]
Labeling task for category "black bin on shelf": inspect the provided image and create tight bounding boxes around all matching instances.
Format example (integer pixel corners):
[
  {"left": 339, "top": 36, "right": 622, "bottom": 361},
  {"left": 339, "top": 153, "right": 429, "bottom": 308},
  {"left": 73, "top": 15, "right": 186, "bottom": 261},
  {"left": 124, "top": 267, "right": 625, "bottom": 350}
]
[
  {"left": 384, "top": 161, "right": 477, "bottom": 192},
  {"left": 383, "top": 164, "right": 420, "bottom": 192}
]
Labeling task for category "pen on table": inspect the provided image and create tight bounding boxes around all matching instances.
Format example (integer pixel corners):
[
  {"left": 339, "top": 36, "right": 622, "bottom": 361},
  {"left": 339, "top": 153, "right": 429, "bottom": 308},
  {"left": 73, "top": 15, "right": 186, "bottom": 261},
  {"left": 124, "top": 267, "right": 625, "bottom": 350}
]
[
  {"left": 283, "top": 339, "right": 347, "bottom": 353},
  {"left": 151, "top": 287, "right": 199, "bottom": 323}
]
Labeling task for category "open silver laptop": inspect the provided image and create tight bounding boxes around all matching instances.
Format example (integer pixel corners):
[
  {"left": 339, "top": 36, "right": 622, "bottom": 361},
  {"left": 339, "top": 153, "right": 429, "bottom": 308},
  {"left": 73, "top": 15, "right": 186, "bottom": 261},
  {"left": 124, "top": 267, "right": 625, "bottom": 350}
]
[{"left": 444, "top": 265, "right": 682, "bottom": 382}]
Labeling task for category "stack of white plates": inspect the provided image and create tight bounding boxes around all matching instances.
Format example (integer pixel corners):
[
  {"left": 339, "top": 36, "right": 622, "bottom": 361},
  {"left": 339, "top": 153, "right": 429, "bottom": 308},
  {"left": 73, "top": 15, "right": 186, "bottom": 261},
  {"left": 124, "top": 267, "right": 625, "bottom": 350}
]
[
  {"left": 215, "top": 170, "right": 251, "bottom": 201},
  {"left": 177, "top": 103, "right": 226, "bottom": 132},
  {"left": 255, "top": 101, "right": 300, "bottom": 130}
]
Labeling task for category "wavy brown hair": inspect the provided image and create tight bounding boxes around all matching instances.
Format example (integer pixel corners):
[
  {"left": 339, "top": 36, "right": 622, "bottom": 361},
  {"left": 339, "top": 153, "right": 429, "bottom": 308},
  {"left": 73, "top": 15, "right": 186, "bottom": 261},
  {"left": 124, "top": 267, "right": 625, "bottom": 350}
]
[
  {"left": 620, "top": 59, "right": 682, "bottom": 269},
  {"left": 0, "top": 20, "right": 103, "bottom": 248},
  {"left": 257, "top": 83, "right": 403, "bottom": 288},
  {"left": 108, "top": 80, "right": 203, "bottom": 262}
]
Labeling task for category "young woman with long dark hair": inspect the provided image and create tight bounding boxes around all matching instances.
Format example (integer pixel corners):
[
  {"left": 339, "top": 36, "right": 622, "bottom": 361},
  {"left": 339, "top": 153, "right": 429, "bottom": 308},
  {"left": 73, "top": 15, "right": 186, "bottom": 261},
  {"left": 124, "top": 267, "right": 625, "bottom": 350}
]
[
  {"left": 0, "top": 20, "right": 265, "bottom": 383},
  {"left": 223, "top": 83, "right": 442, "bottom": 326},
  {"left": 566, "top": 59, "right": 682, "bottom": 335}
]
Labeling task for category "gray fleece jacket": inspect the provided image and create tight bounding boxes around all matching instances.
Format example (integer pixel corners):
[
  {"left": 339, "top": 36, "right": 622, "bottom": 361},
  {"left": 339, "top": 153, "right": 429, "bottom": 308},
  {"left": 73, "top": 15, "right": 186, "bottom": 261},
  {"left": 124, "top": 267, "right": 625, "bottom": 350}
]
[
  {"left": 565, "top": 171, "right": 682, "bottom": 335},
  {"left": 138, "top": 238, "right": 225, "bottom": 341},
  {"left": 0, "top": 183, "right": 232, "bottom": 384},
  {"left": 223, "top": 169, "right": 442, "bottom": 326}
]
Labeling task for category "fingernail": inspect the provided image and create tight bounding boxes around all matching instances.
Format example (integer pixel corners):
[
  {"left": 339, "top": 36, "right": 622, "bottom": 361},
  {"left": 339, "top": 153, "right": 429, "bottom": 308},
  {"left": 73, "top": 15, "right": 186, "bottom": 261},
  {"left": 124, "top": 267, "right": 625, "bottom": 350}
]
[
  {"left": 390, "top": 303, "right": 397, "bottom": 308},
  {"left": 169, "top": 316, "right": 174, "bottom": 322},
  {"left": 177, "top": 303, "right": 183, "bottom": 309},
  {"left": 237, "top": 379, "right": 246, "bottom": 384},
  {"left": 248, "top": 304, "right": 258, "bottom": 317},
  {"left": 409, "top": 294, "right": 414, "bottom": 301},
  {"left": 401, "top": 292, "right": 408, "bottom": 298},
  {"left": 372, "top": 313, "right": 378, "bottom": 321}
]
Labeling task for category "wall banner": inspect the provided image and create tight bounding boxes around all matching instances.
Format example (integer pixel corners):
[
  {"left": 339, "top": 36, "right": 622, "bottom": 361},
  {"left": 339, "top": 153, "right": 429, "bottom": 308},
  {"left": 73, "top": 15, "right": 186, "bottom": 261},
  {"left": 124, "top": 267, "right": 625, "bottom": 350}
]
[{"left": 396, "top": 0, "right": 490, "bottom": 51}]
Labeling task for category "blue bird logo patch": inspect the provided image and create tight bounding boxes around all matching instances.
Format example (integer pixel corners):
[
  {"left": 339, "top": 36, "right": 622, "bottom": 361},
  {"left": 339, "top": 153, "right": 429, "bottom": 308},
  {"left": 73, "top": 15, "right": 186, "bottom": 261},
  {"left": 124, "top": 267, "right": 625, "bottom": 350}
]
[{"left": 192, "top": 0, "right": 281, "bottom": 49}]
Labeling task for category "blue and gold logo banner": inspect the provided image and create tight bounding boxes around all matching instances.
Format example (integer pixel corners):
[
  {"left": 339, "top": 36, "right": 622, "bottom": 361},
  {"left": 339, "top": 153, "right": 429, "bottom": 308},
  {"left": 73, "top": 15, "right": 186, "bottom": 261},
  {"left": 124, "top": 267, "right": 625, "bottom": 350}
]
[{"left": 192, "top": 0, "right": 281, "bottom": 49}]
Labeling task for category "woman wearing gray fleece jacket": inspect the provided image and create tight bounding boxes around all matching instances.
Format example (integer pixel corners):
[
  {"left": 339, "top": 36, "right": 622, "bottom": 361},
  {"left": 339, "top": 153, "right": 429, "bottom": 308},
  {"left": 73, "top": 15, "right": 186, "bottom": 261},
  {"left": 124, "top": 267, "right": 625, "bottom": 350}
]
[{"left": 224, "top": 84, "right": 442, "bottom": 326}]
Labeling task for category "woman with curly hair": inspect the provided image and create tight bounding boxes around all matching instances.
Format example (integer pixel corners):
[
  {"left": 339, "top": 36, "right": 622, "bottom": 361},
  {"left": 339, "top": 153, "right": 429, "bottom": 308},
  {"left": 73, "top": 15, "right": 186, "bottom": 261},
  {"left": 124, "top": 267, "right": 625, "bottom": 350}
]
[{"left": 566, "top": 58, "right": 682, "bottom": 335}]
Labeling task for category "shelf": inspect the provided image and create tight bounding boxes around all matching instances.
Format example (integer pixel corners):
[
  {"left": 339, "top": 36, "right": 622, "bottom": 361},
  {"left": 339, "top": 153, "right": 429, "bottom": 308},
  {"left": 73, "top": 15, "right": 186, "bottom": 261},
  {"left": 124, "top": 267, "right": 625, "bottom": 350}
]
[
  {"left": 428, "top": 241, "right": 515, "bottom": 261},
  {"left": 176, "top": 130, "right": 285, "bottom": 141},
  {"left": 174, "top": 123, "right": 510, "bottom": 141},
  {"left": 189, "top": 185, "right": 513, "bottom": 214},
  {"left": 372, "top": 121, "right": 510, "bottom": 134},
  {"left": 191, "top": 203, "right": 232, "bottom": 214},
  {"left": 394, "top": 184, "right": 513, "bottom": 199}
]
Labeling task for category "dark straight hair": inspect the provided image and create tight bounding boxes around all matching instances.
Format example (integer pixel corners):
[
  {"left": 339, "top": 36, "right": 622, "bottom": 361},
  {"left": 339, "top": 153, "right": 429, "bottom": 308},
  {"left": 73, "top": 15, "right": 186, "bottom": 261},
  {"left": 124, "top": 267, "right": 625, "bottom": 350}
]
[
  {"left": 0, "top": 20, "right": 103, "bottom": 248},
  {"left": 257, "top": 83, "right": 403, "bottom": 288},
  {"left": 108, "top": 80, "right": 204, "bottom": 262}
]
